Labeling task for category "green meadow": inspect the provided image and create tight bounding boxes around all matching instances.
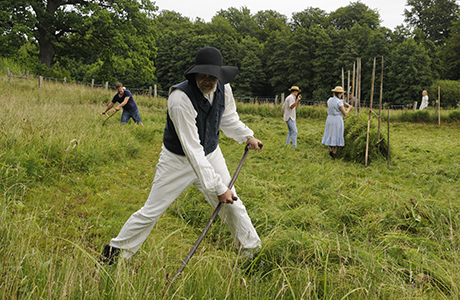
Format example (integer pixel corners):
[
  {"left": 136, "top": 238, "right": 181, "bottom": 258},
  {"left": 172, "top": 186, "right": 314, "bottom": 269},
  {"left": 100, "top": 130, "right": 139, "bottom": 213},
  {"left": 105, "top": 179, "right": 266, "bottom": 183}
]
[{"left": 2, "top": 77, "right": 460, "bottom": 299}]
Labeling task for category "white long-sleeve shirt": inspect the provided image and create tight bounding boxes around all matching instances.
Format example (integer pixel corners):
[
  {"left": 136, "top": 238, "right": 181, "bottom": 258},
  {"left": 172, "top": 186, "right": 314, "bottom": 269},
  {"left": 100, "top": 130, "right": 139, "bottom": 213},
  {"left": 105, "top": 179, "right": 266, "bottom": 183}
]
[{"left": 167, "top": 83, "right": 254, "bottom": 197}]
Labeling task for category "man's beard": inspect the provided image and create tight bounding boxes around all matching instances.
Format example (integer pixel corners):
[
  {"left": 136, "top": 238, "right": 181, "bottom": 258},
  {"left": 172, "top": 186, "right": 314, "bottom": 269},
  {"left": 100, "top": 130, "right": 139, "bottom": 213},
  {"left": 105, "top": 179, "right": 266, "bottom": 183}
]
[{"left": 197, "top": 80, "right": 216, "bottom": 96}]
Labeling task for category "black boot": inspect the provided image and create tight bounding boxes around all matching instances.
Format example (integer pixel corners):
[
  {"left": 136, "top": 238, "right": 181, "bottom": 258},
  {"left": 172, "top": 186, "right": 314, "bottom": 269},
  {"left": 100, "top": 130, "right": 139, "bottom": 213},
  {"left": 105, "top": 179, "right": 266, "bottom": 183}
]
[{"left": 100, "top": 245, "right": 120, "bottom": 265}]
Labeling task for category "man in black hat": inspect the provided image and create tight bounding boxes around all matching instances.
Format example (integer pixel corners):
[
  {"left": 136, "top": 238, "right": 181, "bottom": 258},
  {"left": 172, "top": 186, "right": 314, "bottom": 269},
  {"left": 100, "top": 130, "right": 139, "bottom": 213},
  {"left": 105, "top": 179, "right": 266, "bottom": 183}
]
[{"left": 100, "top": 47, "right": 263, "bottom": 264}]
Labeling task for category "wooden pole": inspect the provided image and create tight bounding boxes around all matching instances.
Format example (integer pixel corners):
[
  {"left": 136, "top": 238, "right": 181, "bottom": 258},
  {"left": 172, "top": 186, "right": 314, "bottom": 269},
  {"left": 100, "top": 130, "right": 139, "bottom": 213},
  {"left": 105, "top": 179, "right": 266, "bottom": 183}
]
[
  {"left": 341, "top": 68, "right": 345, "bottom": 100},
  {"left": 351, "top": 62, "right": 356, "bottom": 108},
  {"left": 438, "top": 86, "right": 441, "bottom": 125},
  {"left": 378, "top": 56, "right": 383, "bottom": 144},
  {"left": 365, "top": 57, "right": 376, "bottom": 167},
  {"left": 387, "top": 104, "right": 390, "bottom": 170},
  {"left": 347, "top": 70, "right": 350, "bottom": 104},
  {"left": 358, "top": 58, "right": 362, "bottom": 115}
]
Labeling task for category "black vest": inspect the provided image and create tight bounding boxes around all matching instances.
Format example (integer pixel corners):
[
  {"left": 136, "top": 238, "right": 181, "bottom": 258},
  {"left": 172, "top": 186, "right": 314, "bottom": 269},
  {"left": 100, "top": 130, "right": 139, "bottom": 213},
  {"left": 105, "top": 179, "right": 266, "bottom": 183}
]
[{"left": 163, "top": 80, "right": 225, "bottom": 156}]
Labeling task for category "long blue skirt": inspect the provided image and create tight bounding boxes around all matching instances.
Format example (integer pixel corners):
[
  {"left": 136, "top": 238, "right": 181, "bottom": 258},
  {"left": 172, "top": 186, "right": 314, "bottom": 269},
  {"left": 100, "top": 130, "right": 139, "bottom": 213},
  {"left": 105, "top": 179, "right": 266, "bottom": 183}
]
[{"left": 321, "top": 115, "right": 345, "bottom": 146}]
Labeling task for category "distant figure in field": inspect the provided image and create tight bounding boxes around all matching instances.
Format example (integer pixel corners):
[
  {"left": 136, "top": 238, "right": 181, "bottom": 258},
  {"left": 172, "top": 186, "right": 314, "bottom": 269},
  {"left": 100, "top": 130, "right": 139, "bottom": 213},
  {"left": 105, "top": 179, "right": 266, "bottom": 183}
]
[
  {"left": 282, "top": 86, "right": 302, "bottom": 148},
  {"left": 321, "top": 86, "right": 353, "bottom": 158},
  {"left": 101, "top": 82, "right": 143, "bottom": 125},
  {"left": 419, "top": 90, "right": 429, "bottom": 110}
]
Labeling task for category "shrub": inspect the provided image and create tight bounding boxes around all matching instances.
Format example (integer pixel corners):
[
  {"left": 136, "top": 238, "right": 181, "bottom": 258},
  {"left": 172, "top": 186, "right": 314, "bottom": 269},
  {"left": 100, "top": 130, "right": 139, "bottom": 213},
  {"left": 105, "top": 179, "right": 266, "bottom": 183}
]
[
  {"left": 446, "top": 109, "right": 460, "bottom": 122},
  {"left": 341, "top": 113, "right": 390, "bottom": 164},
  {"left": 428, "top": 80, "right": 460, "bottom": 108}
]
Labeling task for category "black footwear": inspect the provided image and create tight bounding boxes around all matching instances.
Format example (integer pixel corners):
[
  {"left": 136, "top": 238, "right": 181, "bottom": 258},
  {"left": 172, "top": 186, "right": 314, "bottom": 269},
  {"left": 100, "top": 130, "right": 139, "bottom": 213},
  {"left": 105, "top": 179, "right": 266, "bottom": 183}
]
[
  {"left": 329, "top": 151, "right": 335, "bottom": 159},
  {"left": 100, "top": 245, "right": 120, "bottom": 265}
]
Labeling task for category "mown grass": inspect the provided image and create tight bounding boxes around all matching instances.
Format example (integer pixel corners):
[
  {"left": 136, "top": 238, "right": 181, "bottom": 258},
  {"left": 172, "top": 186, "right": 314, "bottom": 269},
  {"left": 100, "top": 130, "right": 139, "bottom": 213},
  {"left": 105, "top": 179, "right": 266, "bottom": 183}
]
[{"left": 2, "top": 77, "right": 460, "bottom": 299}]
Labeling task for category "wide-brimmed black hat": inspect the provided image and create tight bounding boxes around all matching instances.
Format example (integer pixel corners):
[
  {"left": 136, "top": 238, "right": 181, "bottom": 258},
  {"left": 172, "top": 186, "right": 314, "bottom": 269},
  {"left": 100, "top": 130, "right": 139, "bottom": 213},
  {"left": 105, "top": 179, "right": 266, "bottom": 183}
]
[{"left": 184, "top": 47, "right": 238, "bottom": 84}]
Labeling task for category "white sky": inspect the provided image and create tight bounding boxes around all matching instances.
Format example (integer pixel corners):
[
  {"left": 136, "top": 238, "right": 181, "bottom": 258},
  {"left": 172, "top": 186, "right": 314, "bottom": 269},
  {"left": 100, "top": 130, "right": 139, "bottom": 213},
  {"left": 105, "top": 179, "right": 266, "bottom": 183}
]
[{"left": 153, "top": 0, "right": 408, "bottom": 30}]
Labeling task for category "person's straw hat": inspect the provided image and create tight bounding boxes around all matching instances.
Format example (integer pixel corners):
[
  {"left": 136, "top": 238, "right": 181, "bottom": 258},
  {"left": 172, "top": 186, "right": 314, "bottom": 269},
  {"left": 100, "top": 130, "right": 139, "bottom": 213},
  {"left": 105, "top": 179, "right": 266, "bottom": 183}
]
[
  {"left": 289, "top": 86, "right": 301, "bottom": 92},
  {"left": 331, "top": 86, "right": 345, "bottom": 93},
  {"left": 184, "top": 47, "right": 238, "bottom": 84}
]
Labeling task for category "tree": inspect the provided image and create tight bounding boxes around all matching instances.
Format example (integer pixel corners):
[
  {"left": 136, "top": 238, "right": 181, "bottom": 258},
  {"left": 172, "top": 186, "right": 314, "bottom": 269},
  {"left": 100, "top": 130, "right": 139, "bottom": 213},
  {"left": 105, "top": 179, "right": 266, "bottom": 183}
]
[
  {"left": 0, "top": 0, "right": 34, "bottom": 57},
  {"left": 404, "top": 0, "right": 460, "bottom": 46},
  {"left": 0, "top": 0, "right": 157, "bottom": 72},
  {"left": 290, "top": 7, "right": 329, "bottom": 30},
  {"left": 232, "top": 37, "right": 265, "bottom": 96},
  {"left": 329, "top": 2, "right": 381, "bottom": 31},
  {"left": 264, "top": 31, "right": 291, "bottom": 95},
  {"left": 253, "top": 10, "right": 289, "bottom": 42},
  {"left": 215, "top": 7, "right": 260, "bottom": 40},
  {"left": 440, "top": 19, "right": 460, "bottom": 80},
  {"left": 386, "top": 38, "right": 433, "bottom": 105}
]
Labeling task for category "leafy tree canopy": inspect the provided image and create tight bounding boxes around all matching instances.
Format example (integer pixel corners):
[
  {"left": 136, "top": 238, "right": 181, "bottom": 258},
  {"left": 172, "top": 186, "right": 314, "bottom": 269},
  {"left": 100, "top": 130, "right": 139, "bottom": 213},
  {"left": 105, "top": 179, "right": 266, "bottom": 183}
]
[
  {"left": 404, "top": 0, "right": 460, "bottom": 46},
  {"left": 329, "top": 1, "right": 381, "bottom": 31}
]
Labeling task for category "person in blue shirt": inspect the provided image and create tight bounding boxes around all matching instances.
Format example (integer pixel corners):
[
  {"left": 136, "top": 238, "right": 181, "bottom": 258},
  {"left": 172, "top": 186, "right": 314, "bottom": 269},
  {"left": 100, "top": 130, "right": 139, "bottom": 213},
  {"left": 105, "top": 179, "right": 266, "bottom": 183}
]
[
  {"left": 101, "top": 82, "right": 143, "bottom": 125},
  {"left": 321, "top": 86, "right": 353, "bottom": 158}
]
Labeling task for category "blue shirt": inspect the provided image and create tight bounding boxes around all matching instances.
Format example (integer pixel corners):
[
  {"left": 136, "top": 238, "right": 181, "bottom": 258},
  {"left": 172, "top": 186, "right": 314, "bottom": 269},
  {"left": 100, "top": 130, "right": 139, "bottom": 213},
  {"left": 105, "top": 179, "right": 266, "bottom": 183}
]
[
  {"left": 112, "top": 89, "right": 138, "bottom": 112},
  {"left": 326, "top": 96, "right": 344, "bottom": 116}
]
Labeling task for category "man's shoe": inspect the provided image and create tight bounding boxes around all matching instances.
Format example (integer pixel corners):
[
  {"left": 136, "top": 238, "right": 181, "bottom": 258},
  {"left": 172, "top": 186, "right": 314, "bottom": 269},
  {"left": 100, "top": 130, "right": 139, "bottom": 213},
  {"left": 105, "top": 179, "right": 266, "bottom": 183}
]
[{"left": 99, "top": 245, "right": 120, "bottom": 265}]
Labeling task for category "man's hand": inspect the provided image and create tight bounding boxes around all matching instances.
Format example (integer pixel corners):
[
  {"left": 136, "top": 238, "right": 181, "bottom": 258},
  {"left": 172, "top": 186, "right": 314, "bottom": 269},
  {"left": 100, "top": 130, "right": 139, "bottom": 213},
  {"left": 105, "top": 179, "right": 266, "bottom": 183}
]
[
  {"left": 218, "top": 189, "right": 237, "bottom": 204},
  {"left": 246, "top": 136, "right": 263, "bottom": 152},
  {"left": 100, "top": 111, "right": 107, "bottom": 115},
  {"left": 114, "top": 106, "right": 121, "bottom": 112}
]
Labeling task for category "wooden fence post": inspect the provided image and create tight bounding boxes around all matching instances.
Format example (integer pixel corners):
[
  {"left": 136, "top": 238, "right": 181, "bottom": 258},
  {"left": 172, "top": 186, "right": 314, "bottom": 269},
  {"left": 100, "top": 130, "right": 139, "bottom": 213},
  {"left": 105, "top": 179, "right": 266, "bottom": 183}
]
[
  {"left": 64, "top": 77, "right": 67, "bottom": 86},
  {"left": 105, "top": 81, "right": 108, "bottom": 91},
  {"left": 275, "top": 95, "right": 279, "bottom": 105},
  {"left": 91, "top": 79, "right": 94, "bottom": 91},
  {"left": 149, "top": 86, "right": 152, "bottom": 98},
  {"left": 413, "top": 101, "right": 417, "bottom": 111},
  {"left": 154, "top": 84, "right": 157, "bottom": 98},
  {"left": 39, "top": 76, "right": 43, "bottom": 88},
  {"left": 27, "top": 71, "right": 29, "bottom": 79},
  {"left": 438, "top": 86, "right": 441, "bottom": 125},
  {"left": 8, "top": 68, "right": 11, "bottom": 83}
]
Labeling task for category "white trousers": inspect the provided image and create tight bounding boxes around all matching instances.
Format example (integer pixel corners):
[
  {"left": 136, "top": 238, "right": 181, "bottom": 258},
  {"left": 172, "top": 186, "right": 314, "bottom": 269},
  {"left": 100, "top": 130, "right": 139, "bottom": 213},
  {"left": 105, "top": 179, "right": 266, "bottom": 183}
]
[{"left": 110, "top": 145, "right": 261, "bottom": 258}]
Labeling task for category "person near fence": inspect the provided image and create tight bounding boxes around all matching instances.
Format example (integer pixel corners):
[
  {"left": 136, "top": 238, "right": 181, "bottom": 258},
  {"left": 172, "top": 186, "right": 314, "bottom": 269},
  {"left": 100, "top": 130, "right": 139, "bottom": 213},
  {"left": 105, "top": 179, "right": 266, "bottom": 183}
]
[
  {"left": 99, "top": 46, "right": 263, "bottom": 265},
  {"left": 101, "top": 83, "right": 144, "bottom": 125},
  {"left": 321, "top": 86, "right": 353, "bottom": 158},
  {"left": 419, "top": 90, "right": 429, "bottom": 110},
  {"left": 282, "top": 86, "right": 302, "bottom": 148}
]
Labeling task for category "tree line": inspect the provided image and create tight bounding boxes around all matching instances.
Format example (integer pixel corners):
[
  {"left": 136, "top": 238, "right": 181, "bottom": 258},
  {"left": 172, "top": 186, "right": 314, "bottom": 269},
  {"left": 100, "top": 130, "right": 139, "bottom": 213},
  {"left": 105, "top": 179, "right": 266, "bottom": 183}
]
[{"left": 2, "top": 0, "right": 460, "bottom": 106}]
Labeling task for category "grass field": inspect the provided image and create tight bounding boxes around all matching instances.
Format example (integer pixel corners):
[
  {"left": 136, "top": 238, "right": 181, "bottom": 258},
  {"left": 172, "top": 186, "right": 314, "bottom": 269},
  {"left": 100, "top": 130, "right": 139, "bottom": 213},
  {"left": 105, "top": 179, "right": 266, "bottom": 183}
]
[{"left": 1, "top": 77, "right": 460, "bottom": 299}]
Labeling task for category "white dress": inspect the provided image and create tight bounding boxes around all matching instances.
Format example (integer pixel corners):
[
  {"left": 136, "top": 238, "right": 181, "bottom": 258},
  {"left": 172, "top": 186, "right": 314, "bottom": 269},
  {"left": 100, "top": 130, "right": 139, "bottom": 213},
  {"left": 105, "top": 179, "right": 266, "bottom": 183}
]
[
  {"left": 321, "top": 96, "right": 345, "bottom": 147},
  {"left": 419, "top": 95, "right": 429, "bottom": 110}
]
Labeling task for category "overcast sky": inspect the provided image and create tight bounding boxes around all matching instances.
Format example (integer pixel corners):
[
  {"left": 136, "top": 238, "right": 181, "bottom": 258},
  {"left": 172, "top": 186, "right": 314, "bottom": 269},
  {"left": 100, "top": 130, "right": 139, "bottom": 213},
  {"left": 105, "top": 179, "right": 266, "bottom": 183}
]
[{"left": 153, "top": 0, "right": 408, "bottom": 30}]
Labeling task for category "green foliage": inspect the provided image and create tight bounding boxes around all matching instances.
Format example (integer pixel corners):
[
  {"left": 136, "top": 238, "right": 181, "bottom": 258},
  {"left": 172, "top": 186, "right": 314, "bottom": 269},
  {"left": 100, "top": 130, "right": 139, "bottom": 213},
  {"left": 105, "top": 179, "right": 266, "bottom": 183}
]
[
  {"left": 3, "top": 1, "right": 459, "bottom": 119},
  {"left": 329, "top": 1, "right": 381, "bottom": 31},
  {"left": 399, "top": 109, "right": 434, "bottom": 122},
  {"left": 441, "top": 19, "right": 460, "bottom": 80},
  {"left": 386, "top": 38, "right": 433, "bottom": 104},
  {"left": 428, "top": 80, "right": 460, "bottom": 107},
  {"left": 446, "top": 109, "right": 460, "bottom": 121},
  {"left": 0, "top": 57, "right": 23, "bottom": 74},
  {"left": 291, "top": 7, "right": 329, "bottom": 30},
  {"left": 341, "top": 113, "right": 390, "bottom": 164},
  {"left": 404, "top": 0, "right": 460, "bottom": 45}
]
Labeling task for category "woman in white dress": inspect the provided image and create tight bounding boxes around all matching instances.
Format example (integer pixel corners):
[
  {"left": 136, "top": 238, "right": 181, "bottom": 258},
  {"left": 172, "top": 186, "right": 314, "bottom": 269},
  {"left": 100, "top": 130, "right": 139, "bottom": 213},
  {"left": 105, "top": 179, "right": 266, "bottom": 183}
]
[
  {"left": 321, "top": 86, "right": 353, "bottom": 158},
  {"left": 419, "top": 90, "right": 429, "bottom": 110}
]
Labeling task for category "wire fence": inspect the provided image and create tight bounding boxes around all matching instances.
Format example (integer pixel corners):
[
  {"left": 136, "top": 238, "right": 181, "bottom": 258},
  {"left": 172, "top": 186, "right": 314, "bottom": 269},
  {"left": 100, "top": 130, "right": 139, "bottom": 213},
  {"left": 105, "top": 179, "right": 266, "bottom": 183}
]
[{"left": 3, "top": 69, "right": 456, "bottom": 110}]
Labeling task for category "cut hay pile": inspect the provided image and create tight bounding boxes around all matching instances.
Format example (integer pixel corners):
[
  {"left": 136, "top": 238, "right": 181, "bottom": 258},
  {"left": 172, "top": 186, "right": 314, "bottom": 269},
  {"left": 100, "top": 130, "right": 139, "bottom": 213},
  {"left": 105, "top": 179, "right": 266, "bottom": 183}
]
[{"left": 339, "top": 113, "right": 390, "bottom": 164}]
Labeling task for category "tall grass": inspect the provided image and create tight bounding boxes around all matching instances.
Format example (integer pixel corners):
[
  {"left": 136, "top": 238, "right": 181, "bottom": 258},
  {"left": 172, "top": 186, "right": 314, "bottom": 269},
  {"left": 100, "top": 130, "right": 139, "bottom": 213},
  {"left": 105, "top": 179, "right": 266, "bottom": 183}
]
[{"left": 2, "top": 76, "right": 460, "bottom": 299}]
